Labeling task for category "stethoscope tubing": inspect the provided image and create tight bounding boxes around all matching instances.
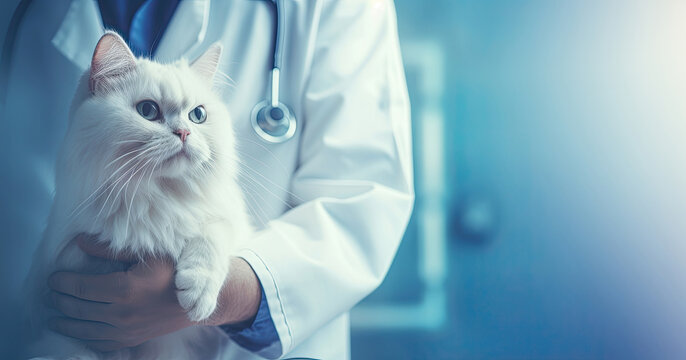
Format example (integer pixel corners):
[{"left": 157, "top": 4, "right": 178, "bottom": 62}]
[{"left": 251, "top": 0, "right": 297, "bottom": 143}]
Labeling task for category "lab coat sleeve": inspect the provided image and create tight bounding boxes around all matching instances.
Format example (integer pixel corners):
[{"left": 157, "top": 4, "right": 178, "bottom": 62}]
[
  {"left": 236, "top": 0, "right": 414, "bottom": 357},
  {"left": 220, "top": 285, "right": 280, "bottom": 352}
]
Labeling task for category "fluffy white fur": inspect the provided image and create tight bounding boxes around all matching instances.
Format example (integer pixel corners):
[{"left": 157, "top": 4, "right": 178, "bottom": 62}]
[{"left": 24, "top": 32, "right": 252, "bottom": 359}]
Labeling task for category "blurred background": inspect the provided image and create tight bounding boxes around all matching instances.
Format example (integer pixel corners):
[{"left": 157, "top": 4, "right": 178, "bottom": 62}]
[
  {"left": 350, "top": 0, "right": 686, "bottom": 359},
  {"left": 2, "top": 0, "right": 686, "bottom": 359}
]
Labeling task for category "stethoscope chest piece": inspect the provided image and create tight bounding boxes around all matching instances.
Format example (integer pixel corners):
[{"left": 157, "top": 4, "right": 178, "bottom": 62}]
[{"left": 251, "top": 100, "right": 296, "bottom": 143}]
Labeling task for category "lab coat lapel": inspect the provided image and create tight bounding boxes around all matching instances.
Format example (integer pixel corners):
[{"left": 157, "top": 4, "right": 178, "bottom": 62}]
[
  {"left": 51, "top": 0, "right": 211, "bottom": 69},
  {"left": 51, "top": 0, "right": 104, "bottom": 71},
  {"left": 153, "top": 0, "right": 211, "bottom": 62}
]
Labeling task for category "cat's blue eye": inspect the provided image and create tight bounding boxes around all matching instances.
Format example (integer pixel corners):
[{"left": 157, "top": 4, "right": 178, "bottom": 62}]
[
  {"left": 136, "top": 100, "right": 160, "bottom": 120},
  {"left": 189, "top": 105, "right": 207, "bottom": 124}
]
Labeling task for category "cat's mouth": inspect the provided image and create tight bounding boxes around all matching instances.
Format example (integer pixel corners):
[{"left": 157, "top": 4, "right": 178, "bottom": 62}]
[{"left": 166, "top": 148, "right": 191, "bottom": 164}]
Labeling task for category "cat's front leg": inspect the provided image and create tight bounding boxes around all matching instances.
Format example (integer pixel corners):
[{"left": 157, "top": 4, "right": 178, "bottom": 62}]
[{"left": 174, "top": 227, "right": 231, "bottom": 322}]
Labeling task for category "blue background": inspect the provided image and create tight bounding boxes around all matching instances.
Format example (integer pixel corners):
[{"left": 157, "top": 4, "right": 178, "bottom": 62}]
[{"left": 353, "top": 0, "right": 686, "bottom": 359}]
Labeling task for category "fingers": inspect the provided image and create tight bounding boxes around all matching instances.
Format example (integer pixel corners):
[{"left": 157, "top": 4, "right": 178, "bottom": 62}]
[
  {"left": 48, "top": 317, "right": 118, "bottom": 341},
  {"left": 48, "top": 271, "right": 131, "bottom": 303},
  {"left": 48, "top": 291, "right": 114, "bottom": 324}
]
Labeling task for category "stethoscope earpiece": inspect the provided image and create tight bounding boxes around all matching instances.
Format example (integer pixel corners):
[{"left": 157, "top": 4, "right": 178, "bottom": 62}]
[{"left": 251, "top": 100, "right": 296, "bottom": 143}]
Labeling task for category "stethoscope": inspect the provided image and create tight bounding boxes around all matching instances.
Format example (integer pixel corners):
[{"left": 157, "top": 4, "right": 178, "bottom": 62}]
[
  {"left": 1, "top": 0, "right": 297, "bottom": 144},
  {"left": 250, "top": 0, "right": 297, "bottom": 143}
]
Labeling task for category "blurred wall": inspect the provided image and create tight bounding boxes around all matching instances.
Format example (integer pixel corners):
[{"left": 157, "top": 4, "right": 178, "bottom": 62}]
[{"left": 353, "top": 0, "right": 686, "bottom": 359}]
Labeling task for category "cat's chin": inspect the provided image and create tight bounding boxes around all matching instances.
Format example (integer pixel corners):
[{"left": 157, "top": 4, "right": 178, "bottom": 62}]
[
  {"left": 158, "top": 150, "right": 207, "bottom": 178},
  {"left": 160, "top": 154, "right": 191, "bottom": 177},
  {"left": 169, "top": 149, "right": 191, "bottom": 163}
]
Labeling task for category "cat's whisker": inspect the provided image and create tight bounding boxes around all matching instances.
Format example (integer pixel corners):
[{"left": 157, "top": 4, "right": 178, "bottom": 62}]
[
  {"left": 104, "top": 146, "right": 148, "bottom": 170},
  {"left": 213, "top": 78, "right": 237, "bottom": 88},
  {"left": 215, "top": 69, "right": 238, "bottom": 88},
  {"left": 124, "top": 156, "right": 156, "bottom": 240},
  {"left": 68, "top": 148, "right": 149, "bottom": 218},
  {"left": 108, "top": 155, "right": 156, "bottom": 221},
  {"left": 228, "top": 141, "right": 304, "bottom": 204},
  {"left": 238, "top": 176, "right": 291, "bottom": 226},
  {"left": 71, "top": 144, "right": 163, "bottom": 221},
  {"left": 112, "top": 139, "right": 146, "bottom": 145},
  {"left": 106, "top": 144, "right": 161, "bottom": 180},
  {"left": 237, "top": 172, "right": 295, "bottom": 212},
  {"left": 233, "top": 149, "right": 292, "bottom": 182},
  {"left": 105, "top": 142, "right": 162, "bottom": 170},
  {"left": 235, "top": 137, "right": 292, "bottom": 174},
  {"left": 241, "top": 187, "right": 269, "bottom": 228},
  {"left": 242, "top": 180, "right": 277, "bottom": 214},
  {"left": 147, "top": 156, "right": 162, "bottom": 188},
  {"left": 101, "top": 169, "right": 137, "bottom": 225},
  {"left": 237, "top": 162, "right": 302, "bottom": 204},
  {"left": 236, "top": 161, "right": 303, "bottom": 205},
  {"left": 95, "top": 145, "right": 161, "bottom": 221},
  {"left": 95, "top": 162, "right": 140, "bottom": 222}
]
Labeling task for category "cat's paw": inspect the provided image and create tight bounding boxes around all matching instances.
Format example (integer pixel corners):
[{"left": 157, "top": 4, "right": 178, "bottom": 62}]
[{"left": 175, "top": 267, "right": 221, "bottom": 322}]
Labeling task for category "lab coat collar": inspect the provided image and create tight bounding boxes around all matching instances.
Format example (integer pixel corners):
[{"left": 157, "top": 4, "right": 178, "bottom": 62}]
[
  {"left": 153, "top": 0, "right": 211, "bottom": 63},
  {"left": 51, "top": 0, "right": 104, "bottom": 71},
  {"left": 51, "top": 0, "right": 211, "bottom": 70}
]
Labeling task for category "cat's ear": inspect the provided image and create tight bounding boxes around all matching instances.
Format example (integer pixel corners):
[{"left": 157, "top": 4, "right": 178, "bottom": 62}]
[
  {"left": 190, "top": 43, "right": 222, "bottom": 83},
  {"left": 89, "top": 31, "right": 136, "bottom": 94}
]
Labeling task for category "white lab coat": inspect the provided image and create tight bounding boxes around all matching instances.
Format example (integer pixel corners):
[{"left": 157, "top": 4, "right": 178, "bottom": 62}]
[{"left": 2, "top": 0, "right": 413, "bottom": 359}]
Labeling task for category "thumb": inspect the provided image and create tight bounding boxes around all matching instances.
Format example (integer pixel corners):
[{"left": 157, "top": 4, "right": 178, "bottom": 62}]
[{"left": 76, "top": 233, "right": 139, "bottom": 263}]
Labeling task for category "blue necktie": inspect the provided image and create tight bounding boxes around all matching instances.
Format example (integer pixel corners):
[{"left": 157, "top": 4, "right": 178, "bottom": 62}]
[{"left": 97, "top": 0, "right": 181, "bottom": 57}]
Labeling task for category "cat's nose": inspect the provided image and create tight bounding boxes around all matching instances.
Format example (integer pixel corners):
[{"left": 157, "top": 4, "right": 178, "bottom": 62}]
[{"left": 174, "top": 129, "right": 191, "bottom": 143}]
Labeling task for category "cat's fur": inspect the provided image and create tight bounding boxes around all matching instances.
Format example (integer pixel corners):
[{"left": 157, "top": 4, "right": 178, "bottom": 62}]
[{"left": 24, "top": 32, "right": 251, "bottom": 359}]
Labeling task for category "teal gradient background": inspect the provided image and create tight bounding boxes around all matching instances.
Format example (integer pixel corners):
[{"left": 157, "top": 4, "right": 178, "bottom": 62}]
[{"left": 353, "top": 0, "right": 686, "bottom": 358}]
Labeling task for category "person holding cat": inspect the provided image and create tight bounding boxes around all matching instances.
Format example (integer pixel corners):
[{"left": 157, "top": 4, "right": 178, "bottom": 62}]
[{"left": 2, "top": 0, "right": 413, "bottom": 359}]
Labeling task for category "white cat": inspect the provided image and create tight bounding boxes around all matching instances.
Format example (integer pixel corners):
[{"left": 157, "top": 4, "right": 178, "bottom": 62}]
[{"left": 24, "top": 32, "right": 252, "bottom": 359}]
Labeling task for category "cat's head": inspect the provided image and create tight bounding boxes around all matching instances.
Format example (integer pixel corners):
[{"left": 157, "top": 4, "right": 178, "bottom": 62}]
[{"left": 69, "top": 31, "right": 234, "bottom": 185}]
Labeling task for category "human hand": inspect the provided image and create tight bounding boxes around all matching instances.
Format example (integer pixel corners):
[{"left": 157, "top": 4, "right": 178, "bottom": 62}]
[
  {"left": 47, "top": 234, "right": 262, "bottom": 352},
  {"left": 47, "top": 235, "right": 195, "bottom": 352}
]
